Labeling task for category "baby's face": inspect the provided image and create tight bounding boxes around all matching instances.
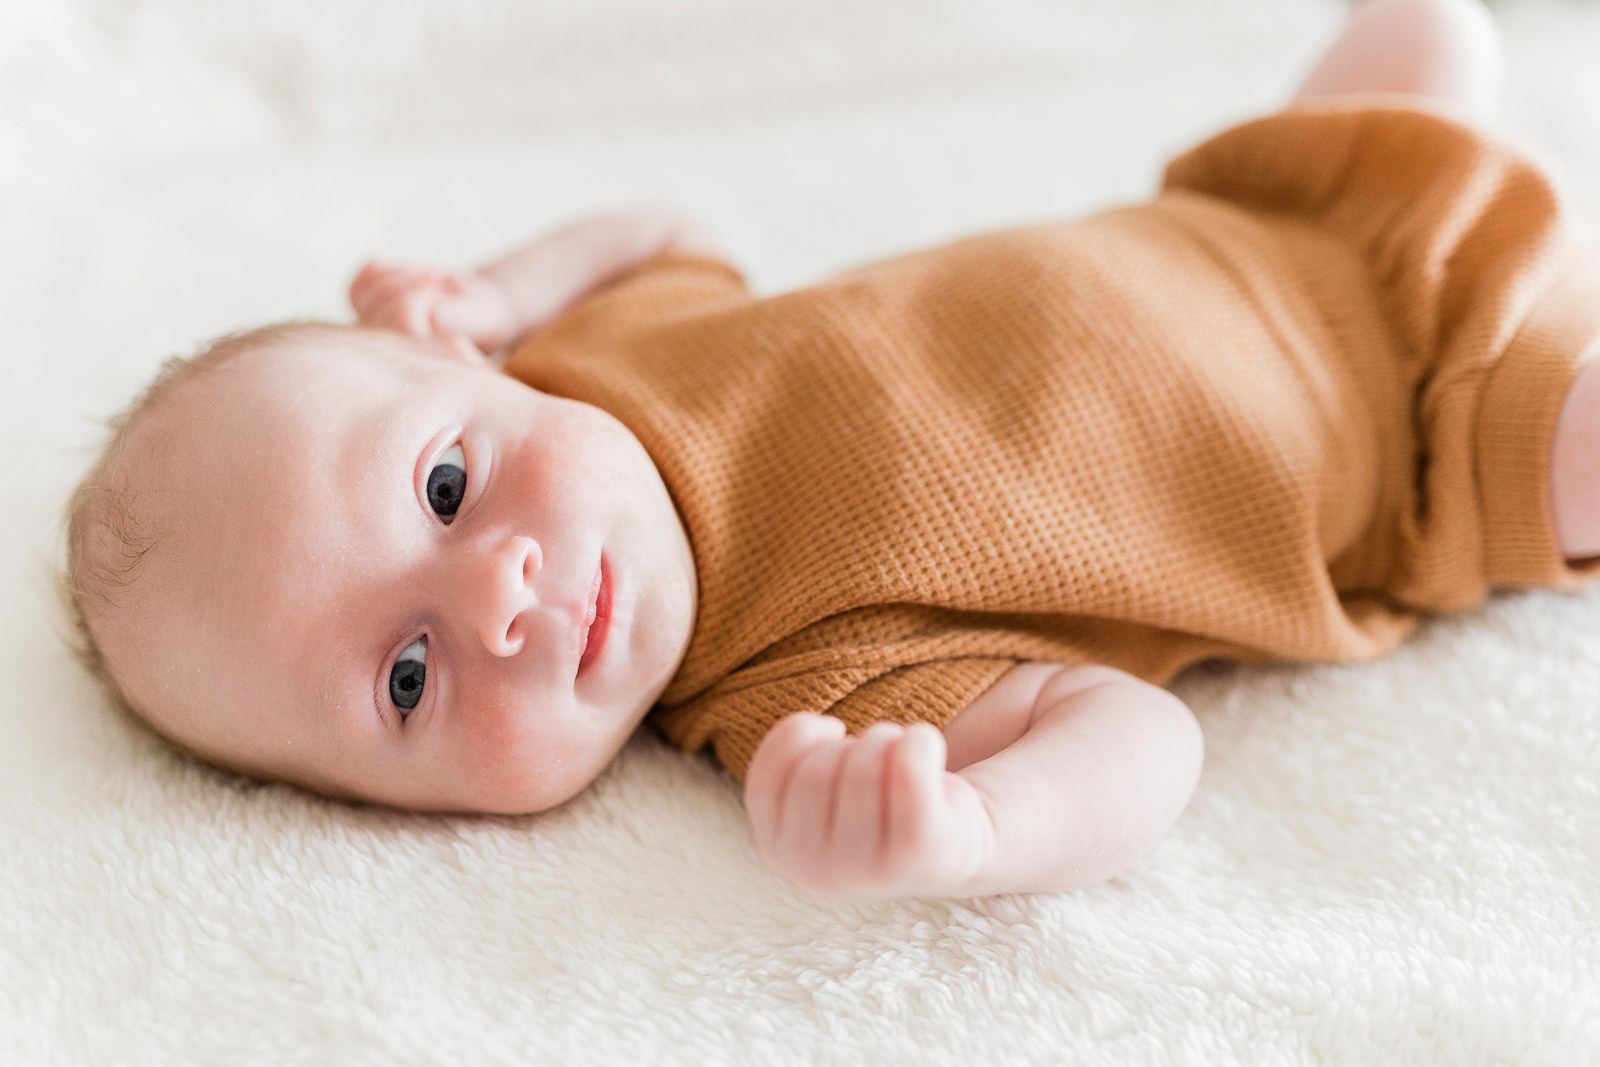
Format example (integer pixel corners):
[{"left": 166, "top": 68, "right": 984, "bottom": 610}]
[{"left": 110, "top": 332, "right": 697, "bottom": 813}]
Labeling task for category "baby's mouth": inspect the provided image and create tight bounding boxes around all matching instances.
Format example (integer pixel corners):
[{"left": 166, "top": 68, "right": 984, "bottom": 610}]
[{"left": 577, "top": 555, "right": 610, "bottom": 678}]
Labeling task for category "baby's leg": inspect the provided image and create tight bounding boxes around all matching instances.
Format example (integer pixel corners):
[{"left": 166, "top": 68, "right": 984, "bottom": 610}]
[
  {"left": 1553, "top": 356, "right": 1600, "bottom": 560},
  {"left": 1296, "top": 0, "right": 1504, "bottom": 118}
]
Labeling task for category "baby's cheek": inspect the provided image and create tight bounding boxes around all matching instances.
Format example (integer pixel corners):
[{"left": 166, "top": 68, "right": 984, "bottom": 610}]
[
  {"left": 458, "top": 695, "right": 581, "bottom": 812},
  {"left": 462, "top": 693, "right": 537, "bottom": 763}
]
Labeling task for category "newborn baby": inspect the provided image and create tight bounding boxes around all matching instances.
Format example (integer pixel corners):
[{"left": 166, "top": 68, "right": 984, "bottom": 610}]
[{"left": 65, "top": 0, "right": 1600, "bottom": 899}]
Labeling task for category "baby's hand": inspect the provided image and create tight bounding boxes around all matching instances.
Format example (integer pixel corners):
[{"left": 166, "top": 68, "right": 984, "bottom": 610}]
[
  {"left": 348, "top": 261, "right": 520, "bottom": 353},
  {"left": 743, "top": 713, "right": 997, "bottom": 900}
]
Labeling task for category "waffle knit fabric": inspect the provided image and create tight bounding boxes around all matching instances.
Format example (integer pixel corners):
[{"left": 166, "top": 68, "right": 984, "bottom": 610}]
[{"left": 505, "top": 98, "right": 1600, "bottom": 784}]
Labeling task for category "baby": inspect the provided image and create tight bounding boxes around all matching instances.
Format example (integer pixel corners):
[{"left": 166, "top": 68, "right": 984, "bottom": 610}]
[{"left": 65, "top": 0, "right": 1600, "bottom": 900}]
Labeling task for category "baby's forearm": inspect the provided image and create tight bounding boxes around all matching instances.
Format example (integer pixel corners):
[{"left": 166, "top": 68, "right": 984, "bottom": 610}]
[
  {"left": 953, "top": 673, "right": 1204, "bottom": 896},
  {"left": 475, "top": 206, "right": 721, "bottom": 335}
]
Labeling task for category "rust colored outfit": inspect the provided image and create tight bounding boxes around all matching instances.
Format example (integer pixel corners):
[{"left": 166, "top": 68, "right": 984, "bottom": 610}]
[{"left": 506, "top": 100, "right": 1600, "bottom": 783}]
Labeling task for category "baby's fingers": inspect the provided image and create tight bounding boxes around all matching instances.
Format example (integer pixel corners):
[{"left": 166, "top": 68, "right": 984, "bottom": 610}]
[
  {"left": 830, "top": 723, "right": 905, "bottom": 868},
  {"left": 885, "top": 723, "right": 950, "bottom": 857},
  {"left": 745, "top": 713, "right": 845, "bottom": 855},
  {"left": 361, "top": 291, "right": 427, "bottom": 336},
  {"left": 351, "top": 262, "right": 420, "bottom": 314},
  {"left": 776, "top": 731, "right": 851, "bottom": 858},
  {"left": 348, "top": 261, "right": 391, "bottom": 313},
  {"left": 350, "top": 263, "right": 452, "bottom": 322}
]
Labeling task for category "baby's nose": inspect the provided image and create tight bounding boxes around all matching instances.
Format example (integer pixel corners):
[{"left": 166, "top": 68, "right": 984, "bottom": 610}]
[{"left": 470, "top": 534, "right": 542, "bottom": 657}]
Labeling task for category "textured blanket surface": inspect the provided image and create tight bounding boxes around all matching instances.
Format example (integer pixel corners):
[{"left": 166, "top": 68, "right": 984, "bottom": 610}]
[{"left": 5, "top": 1, "right": 1600, "bottom": 1063}]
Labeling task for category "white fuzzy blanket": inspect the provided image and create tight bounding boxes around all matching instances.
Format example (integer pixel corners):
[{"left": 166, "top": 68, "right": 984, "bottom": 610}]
[{"left": 6, "top": 1, "right": 1600, "bottom": 1062}]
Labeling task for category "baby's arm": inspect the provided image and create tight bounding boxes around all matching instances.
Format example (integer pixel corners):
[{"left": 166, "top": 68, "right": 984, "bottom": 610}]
[
  {"left": 743, "top": 662, "right": 1204, "bottom": 899},
  {"left": 349, "top": 206, "right": 721, "bottom": 353},
  {"left": 1295, "top": 0, "right": 1502, "bottom": 117}
]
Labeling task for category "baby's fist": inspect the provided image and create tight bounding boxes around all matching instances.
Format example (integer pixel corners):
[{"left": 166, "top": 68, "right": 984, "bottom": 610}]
[
  {"left": 348, "top": 261, "right": 519, "bottom": 353},
  {"left": 743, "top": 713, "right": 995, "bottom": 900}
]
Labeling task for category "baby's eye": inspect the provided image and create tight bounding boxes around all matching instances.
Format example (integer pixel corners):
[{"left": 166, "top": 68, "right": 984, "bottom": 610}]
[
  {"left": 389, "top": 637, "right": 427, "bottom": 715},
  {"left": 426, "top": 444, "right": 467, "bottom": 524}
]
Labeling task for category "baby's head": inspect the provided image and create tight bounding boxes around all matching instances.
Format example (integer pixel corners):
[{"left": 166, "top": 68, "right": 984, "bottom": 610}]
[{"left": 65, "top": 323, "right": 697, "bottom": 813}]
